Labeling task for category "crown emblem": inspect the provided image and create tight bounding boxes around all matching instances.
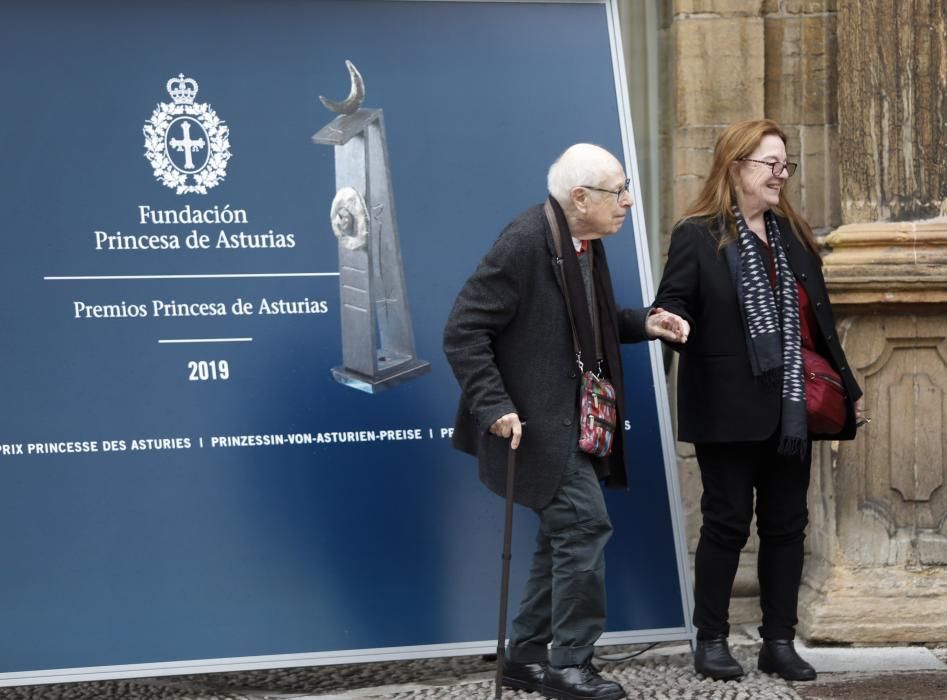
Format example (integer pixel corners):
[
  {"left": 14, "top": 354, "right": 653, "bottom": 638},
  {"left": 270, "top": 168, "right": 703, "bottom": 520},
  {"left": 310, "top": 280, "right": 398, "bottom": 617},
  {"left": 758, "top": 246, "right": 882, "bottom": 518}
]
[
  {"left": 145, "top": 73, "right": 230, "bottom": 194},
  {"left": 166, "top": 74, "right": 199, "bottom": 105}
]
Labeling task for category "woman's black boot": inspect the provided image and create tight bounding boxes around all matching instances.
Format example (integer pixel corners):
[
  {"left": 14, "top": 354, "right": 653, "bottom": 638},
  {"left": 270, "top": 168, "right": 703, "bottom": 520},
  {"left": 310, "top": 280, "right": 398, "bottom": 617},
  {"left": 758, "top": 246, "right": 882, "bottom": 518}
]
[
  {"left": 758, "top": 639, "right": 816, "bottom": 681},
  {"left": 694, "top": 636, "right": 744, "bottom": 680}
]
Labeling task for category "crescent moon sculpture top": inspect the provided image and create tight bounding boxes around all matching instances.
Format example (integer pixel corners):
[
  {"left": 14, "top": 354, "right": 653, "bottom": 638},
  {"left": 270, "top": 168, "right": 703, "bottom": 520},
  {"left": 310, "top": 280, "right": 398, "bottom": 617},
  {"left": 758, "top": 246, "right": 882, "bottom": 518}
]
[{"left": 320, "top": 60, "right": 365, "bottom": 115}]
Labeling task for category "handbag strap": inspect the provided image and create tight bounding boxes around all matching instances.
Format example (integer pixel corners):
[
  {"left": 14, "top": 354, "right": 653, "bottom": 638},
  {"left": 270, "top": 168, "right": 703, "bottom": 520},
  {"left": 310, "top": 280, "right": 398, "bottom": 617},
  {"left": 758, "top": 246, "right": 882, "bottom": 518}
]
[{"left": 544, "top": 200, "right": 604, "bottom": 375}]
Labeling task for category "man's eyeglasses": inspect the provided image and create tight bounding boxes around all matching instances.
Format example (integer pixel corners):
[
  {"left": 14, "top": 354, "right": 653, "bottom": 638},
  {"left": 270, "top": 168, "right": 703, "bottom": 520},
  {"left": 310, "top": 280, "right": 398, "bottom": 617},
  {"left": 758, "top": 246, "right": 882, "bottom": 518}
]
[
  {"left": 738, "top": 158, "right": 798, "bottom": 178},
  {"left": 581, "top": 178, "right": 631, "bottom": 202}
]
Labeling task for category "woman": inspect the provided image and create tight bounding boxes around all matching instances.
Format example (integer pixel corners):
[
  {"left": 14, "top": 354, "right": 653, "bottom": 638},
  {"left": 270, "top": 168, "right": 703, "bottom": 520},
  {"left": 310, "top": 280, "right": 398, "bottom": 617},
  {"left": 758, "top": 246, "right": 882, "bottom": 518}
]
[{"left": 654, "top": 119, "right": 865, "bottom": 682}]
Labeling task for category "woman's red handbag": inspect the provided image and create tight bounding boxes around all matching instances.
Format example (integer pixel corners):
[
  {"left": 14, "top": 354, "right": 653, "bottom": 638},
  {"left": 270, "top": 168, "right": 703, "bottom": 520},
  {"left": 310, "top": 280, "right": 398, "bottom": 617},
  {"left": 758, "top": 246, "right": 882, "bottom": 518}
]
[{"left": 802, "top": 347, "right": 847, "bottom": 434}]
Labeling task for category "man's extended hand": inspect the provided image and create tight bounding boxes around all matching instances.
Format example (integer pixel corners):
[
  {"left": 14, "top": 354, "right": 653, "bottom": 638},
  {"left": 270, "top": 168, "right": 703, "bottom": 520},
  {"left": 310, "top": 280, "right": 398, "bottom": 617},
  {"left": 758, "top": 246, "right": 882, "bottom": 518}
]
[
  {"left": 490, "top": 412, "right": 522, "bottom": 450},
  {"left": 646, "top": 307, "right": 690, "bottom": 343}
]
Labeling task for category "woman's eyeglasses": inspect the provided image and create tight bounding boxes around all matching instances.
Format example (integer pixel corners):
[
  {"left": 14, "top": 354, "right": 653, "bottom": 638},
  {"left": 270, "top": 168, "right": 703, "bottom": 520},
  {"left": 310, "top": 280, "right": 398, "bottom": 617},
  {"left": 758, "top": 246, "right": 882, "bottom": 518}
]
[{"left": 738, "top": 158, "right": 798, "bottom": 178}]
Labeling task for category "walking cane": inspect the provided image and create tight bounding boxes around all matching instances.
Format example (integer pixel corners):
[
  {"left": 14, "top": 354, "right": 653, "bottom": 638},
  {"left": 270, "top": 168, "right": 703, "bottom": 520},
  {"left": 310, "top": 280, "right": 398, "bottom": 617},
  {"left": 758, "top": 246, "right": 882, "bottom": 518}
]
[{"left": 494, "top": 424, "right": 522, "bottom": 700}]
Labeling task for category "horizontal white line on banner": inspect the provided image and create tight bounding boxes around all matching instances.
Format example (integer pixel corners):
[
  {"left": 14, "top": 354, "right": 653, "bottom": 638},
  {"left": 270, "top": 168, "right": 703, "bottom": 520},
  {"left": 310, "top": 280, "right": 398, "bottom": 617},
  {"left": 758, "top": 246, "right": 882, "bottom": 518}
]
[
  {"left": 43, "top": 272, "right": 340, "bottom": 280},
  {"left": 158, "top": 338, "right": 253, "bottom": 344}
]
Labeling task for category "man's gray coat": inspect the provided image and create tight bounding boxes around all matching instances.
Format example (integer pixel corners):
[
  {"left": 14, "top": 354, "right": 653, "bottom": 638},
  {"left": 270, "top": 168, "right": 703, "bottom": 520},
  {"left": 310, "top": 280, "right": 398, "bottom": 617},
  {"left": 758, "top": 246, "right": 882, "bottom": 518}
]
[{"left": 443, "top": 200, "right": 650, "bottom": 510}]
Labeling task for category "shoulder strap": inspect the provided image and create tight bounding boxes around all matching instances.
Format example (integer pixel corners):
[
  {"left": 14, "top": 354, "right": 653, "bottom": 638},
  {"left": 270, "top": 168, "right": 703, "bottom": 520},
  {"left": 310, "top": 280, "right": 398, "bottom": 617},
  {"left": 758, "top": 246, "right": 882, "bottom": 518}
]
[{"left": 543, "top": 200, "right": 603, "bottom": 373}]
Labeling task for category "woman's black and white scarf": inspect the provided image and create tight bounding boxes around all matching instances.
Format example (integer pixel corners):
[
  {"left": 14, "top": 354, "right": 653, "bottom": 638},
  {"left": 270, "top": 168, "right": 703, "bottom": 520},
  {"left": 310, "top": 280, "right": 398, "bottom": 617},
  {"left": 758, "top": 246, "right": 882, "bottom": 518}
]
[{"left": 724, "top": 206, "right": 807, "bottom": 456}]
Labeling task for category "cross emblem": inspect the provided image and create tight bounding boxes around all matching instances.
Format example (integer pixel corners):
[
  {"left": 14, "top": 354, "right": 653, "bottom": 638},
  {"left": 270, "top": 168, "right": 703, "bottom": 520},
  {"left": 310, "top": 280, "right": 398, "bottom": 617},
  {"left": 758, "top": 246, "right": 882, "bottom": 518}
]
[{"left": 169, "top": 120, "right": 206, "bottom": 171}]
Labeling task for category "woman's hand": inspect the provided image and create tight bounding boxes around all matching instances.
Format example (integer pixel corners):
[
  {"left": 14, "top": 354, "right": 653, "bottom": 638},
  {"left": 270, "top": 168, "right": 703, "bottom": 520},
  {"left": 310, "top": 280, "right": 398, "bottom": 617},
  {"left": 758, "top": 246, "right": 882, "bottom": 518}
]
[
  {"left": 647, "top": 307, "right": 690, "bottom": 343},
  {"left": 854, "top": 397, "right": 870, "bottom": 427}
]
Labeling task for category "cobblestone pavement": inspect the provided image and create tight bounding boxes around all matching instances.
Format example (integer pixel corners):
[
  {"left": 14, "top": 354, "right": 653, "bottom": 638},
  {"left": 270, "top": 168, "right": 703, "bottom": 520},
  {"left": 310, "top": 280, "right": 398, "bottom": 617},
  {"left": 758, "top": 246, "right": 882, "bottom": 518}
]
[{"left": 1, "top": 639, "right": 945, "bottom": 699}]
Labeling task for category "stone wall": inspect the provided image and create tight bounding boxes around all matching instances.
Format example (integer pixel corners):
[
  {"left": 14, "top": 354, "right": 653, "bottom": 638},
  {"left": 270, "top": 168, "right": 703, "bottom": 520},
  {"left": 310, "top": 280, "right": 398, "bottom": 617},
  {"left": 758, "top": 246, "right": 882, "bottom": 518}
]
[{"left": 666, "top": 0, "right": 838, "bottom": 231}]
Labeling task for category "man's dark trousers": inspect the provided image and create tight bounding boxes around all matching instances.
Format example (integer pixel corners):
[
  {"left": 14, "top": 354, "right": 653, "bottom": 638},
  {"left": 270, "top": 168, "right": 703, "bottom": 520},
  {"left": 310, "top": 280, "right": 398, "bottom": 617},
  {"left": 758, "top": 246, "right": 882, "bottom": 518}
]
[{"left": 506, "top": 450, "right": 612, "bottom": 667}]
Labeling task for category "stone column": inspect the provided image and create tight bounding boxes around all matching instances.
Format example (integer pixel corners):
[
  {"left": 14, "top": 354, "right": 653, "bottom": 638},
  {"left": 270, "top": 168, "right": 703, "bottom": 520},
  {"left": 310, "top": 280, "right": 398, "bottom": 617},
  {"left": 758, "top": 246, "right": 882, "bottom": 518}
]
[
  {"left": 835, "top": 1, "right": 947, "bottom": 222},
  {"left": 763, "top": 0, "right": 840, "bottom": 235},
  {"left": 798, "top": 0, "right": 947, "bottom": 643}
]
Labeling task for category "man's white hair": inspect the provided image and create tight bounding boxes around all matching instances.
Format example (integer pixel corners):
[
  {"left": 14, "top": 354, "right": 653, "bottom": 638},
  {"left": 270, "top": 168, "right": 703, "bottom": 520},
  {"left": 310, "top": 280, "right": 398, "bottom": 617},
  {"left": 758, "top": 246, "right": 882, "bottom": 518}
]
[{"left": 547, "top": 143, "right": 619, "bottom": 204}]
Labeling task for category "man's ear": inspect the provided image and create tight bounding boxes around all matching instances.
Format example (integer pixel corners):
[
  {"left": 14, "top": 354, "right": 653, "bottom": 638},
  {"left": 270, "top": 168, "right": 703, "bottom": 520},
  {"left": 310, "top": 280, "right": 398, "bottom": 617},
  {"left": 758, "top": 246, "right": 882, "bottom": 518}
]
[{"left": 570, "top": 186, "right": 589, "bottom": 214}]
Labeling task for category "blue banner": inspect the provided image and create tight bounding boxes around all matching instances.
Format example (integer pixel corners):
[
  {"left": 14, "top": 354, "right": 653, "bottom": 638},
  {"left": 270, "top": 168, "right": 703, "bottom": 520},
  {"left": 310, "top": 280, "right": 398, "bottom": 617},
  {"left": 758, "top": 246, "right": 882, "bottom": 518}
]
[{"left": 0, "top": 0, "right": 690, "bottom": 681}]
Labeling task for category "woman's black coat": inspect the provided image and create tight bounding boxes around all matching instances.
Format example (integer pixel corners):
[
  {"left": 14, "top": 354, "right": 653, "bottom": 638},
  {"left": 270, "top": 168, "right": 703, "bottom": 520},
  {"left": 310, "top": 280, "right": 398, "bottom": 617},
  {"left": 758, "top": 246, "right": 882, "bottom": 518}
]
[{"left": 654, "top": 215, "right": 862, "bottom": 444}]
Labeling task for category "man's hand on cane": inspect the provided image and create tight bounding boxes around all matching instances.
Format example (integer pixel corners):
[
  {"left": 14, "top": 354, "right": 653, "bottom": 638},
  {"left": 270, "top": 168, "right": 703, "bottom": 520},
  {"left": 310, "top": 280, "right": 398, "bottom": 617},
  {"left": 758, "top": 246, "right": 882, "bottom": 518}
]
[{"left": 490, "top": 413, "right": 522, "bottom": 450}]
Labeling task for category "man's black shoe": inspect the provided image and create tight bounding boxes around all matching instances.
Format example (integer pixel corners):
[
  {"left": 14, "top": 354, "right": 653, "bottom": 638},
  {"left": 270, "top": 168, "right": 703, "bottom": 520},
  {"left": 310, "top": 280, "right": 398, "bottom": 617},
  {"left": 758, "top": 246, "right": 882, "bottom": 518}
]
[
  {"left": 694, "top": 636, "right": 744, "bottom": 681},
  {"left": 501, "top": 659, "right": 546, "bottom": 693},
  {"left": 758, "top": 639, "right": 817, "bottom": 681},
  {"left": 542, "top": 659, "right": 626, "bottom": 700}
]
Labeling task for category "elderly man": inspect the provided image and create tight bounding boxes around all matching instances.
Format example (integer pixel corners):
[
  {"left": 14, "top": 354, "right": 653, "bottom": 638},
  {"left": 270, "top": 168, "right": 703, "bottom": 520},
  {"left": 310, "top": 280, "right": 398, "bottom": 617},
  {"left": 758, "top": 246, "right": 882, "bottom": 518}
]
[{"left": 443, "top": 143, "right": 688, "bottom": 700}]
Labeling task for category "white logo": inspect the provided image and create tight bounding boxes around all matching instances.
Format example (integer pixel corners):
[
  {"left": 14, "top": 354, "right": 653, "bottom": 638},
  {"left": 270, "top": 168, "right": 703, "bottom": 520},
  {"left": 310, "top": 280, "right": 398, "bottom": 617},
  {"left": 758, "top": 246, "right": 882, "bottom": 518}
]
[{"left": 143, "top": 74, "right": 231, "bottom": 194}]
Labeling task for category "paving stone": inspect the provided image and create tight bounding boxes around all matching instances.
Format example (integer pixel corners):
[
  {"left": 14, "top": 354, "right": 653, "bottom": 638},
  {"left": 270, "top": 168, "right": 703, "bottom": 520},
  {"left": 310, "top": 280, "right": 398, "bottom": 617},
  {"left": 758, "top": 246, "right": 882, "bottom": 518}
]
[{"left": 3, "top": 639, "right": 946, "bottom": 699}]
